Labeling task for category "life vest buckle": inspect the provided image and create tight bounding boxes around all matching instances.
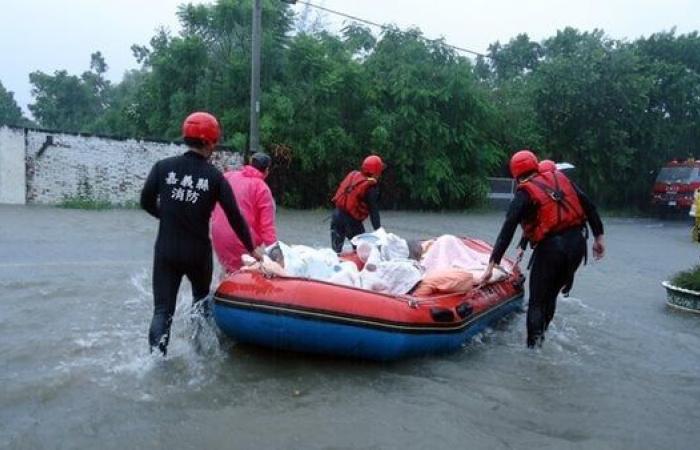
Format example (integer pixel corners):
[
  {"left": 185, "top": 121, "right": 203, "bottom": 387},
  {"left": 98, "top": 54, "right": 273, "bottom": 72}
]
[{"left": 549, "top": 190, "right": 563, "bottom": 202}]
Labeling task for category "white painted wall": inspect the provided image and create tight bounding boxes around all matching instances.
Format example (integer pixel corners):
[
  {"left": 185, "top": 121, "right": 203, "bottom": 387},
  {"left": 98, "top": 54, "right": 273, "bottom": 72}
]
[
  {"left": 21, "top": 128, "right": 242, "bottom": 205},
  {"left": 0, "top": 126, "right": 27, "bottom": 204}
]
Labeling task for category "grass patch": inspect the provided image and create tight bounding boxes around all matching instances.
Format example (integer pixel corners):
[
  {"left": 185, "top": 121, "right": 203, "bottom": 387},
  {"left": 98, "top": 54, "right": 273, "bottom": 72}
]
[
  {"left": 671, "top": 265, "right": 700, "bottom": 291},
  {"left": 57, "top": 196, "right": 140, "bottom": 210},
  {"left": 58, "top": 196, "right": 113, "bottom": 210}
]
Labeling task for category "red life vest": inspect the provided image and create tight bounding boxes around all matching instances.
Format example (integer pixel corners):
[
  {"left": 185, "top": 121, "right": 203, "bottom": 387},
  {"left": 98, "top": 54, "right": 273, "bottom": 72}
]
[
  {"left": 518, "top": 171, "right": 586, "bottom": 243},
  {"left": 331, "top": 170, "right": 377, "bottom": 221}
]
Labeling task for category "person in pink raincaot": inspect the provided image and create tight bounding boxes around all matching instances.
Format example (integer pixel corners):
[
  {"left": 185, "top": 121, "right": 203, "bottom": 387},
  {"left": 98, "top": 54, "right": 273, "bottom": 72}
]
[{"left": 211, "top": 152, "right": 277, "bottom": 274}]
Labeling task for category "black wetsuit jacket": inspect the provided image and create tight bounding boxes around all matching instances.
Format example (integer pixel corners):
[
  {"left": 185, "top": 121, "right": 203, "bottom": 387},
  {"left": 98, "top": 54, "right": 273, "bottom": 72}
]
[
  {"left": 140, "top": 151, "right": 255, "bottom": 260},
  {"left": 490, "top": 184, "right": 604, "bottom": 264}
]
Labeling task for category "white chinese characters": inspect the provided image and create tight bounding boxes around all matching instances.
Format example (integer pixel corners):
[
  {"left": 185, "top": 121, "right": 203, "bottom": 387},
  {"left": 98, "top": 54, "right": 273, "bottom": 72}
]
[
  {"left": 181, "top": 175, "right": 194, "bottom": 189},
  {"left": 195, "top": 178, "right": 209, "bottom": 192},
  {"left": 165, "top": 172, "right": 179, "bottom": 185},
  {"left": 165, "top": 172, "right": 209, "bottom": 204}
]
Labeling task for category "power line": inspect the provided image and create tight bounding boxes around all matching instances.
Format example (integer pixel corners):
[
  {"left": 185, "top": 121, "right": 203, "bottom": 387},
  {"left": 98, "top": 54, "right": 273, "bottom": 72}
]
[{"left": 293, "top": 0, "right": 491, "bottom": 59}]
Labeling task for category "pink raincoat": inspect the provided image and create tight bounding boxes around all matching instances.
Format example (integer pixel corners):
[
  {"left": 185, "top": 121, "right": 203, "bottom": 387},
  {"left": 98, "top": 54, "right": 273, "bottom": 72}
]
[{"left": 211, "top": 165, "right": 277, "bottom": 273}]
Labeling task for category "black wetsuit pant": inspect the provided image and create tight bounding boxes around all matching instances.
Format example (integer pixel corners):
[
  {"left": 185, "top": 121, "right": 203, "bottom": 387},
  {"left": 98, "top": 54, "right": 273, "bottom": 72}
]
[
  {"left": 330, "top": 208, "right": 365, "bottom": 253},
  {"left": 149, "top": 249, "right": 212, "bottom": 355},
  {"left": 527, "top": 227, "right": 586, "bottom": 347}
]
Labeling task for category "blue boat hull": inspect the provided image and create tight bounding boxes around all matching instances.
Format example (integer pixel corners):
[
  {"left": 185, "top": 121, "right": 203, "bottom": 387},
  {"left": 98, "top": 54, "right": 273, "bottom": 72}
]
[{"left": 213, "top": 294, "right": 523, "bottom": 361}]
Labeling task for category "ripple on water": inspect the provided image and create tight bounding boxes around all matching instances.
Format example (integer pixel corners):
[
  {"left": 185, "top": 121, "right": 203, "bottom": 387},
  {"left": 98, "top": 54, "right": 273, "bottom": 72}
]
[{"left": 463, "top": 293, "right": 608, "bottom": 369}]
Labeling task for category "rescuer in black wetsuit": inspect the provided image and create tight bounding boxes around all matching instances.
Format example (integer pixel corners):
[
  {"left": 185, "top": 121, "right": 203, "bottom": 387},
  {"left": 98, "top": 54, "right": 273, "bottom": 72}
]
[
  {"left": 329, "top": 155, "right": 384, "bottom": 253},
  {"left": 140, "top": 111, "right": 263, "bottom": 356},
  {"left": 479, "top": 150, "right": 605, "bottom": 348}
]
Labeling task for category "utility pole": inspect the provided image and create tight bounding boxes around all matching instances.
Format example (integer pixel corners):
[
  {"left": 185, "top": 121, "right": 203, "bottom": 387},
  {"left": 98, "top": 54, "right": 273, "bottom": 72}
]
[{"left": 249, "top": 0, "right": 263, "bottom": 155}]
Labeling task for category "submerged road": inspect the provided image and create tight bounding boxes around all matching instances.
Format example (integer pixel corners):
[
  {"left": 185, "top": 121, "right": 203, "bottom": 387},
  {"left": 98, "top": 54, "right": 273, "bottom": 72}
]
[{"left": 1, "top": 205, "right": 698, "bottom": 449}]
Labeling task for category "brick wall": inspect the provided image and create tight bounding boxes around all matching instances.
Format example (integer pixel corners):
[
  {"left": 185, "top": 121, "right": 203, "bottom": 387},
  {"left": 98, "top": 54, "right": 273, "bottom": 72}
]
[{"left": 0, "top": 126, "right": 243, "bottom": 205}]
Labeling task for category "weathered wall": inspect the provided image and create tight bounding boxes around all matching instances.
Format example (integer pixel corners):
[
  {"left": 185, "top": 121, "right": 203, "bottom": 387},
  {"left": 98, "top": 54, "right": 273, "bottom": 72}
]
[
  {"left": 0, "top": 126, "right": 243, "bottom": 205},
  {"left": 0, "top": 126, "right": 27, "bottom": 204}
]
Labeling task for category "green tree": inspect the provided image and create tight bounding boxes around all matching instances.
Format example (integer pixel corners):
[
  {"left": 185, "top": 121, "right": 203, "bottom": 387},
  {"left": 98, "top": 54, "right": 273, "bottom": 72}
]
[
  {"left": 486, "top": 33, "right": 543, "bottom": 83},
  {"left": 360, "top": 27, "right": 501, "bottom": 208},
  {"left": 0, "top": 81, "right": 28, "bottom": 126},
  {"left": 262, "top": 30, "right": 366, "bottom": 206},
  {"left": 530, "top": 29, "right": 654, "bottom": 206},
  {"left": 28, "top": 52, "right": 112, "bottom": 131},
  {"left": 478, "top": 27, "right": 700, "bottom": 208},
  {"left": 26, "top": 1, "right": 696, "bottom": 211},
  {"left": 126, "top": 0, "right": 293, "bottom": 140},
  {"left": 635, "top": 30, "right": 700, "bottom": 158}
]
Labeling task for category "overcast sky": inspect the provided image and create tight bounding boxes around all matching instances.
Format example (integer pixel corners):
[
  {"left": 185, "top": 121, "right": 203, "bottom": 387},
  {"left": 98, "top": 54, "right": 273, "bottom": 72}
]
[{"left": 1, "top": 0, "right": 697, "bottom": 116}]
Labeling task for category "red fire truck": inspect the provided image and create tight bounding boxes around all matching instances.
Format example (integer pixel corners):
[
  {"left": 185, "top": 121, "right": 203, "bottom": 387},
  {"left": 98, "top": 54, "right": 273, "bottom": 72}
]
[{"left": 651, "top": 159, "right": 700, "bottom": 215}]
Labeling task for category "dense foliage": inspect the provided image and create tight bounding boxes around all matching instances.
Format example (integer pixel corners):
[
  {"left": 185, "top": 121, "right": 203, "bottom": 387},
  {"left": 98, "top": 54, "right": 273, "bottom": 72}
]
[{"left": 7, "top": 0, "right": 700, "bottom": 209}]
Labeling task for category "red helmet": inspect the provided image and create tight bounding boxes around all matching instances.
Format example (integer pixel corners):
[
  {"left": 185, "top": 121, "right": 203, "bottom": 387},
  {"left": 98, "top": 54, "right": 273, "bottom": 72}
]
[
  {"left": 539, "top": 159, "right": 556, "bottom": 173},
  {"left": 361, "top": 155, "right": 384, "bottom": 177},
  {"left": 509, "top": 150, "right": 538, "bottom": 178},
  {"left": 182, "top": 112, "right": 221, "bottom": 146}
]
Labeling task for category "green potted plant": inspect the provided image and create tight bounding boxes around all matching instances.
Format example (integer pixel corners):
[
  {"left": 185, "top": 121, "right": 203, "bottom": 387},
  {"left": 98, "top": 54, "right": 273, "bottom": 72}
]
[{"left": 663, "top": 265, "right": 700, "bottom": 313}]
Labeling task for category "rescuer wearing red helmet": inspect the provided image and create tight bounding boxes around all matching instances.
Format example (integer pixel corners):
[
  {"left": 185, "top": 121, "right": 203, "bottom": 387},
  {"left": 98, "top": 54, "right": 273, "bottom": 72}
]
[
  {"left": 479, "top": 149, "right": 605, "bottom": 348},
  {"left": 538, "top": 159, "right": 556, "bottom": 173},
  {"left": 512, "top": 158, "right": 558, "bottom": 258},
  {"left": 330, "top": 155, "right": 384, "bottom": 253},
  {"left": 140, "top": 111, "right": 263, "bottom": 356}
]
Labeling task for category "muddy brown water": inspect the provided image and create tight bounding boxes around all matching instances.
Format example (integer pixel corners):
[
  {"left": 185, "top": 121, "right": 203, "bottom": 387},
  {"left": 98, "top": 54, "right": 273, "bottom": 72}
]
[{"left": 1, "top": 205, "right": 698, "bottom": 449}]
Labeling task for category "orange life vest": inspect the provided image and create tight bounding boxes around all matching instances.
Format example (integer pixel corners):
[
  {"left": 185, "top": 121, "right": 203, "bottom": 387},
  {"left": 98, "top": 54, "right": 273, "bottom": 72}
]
[
  {"left": 518, "top": 171, "right": 586, "bottom": 243},
  {"left": 331, "top": 170, "right": 377, "bottom": 221}
]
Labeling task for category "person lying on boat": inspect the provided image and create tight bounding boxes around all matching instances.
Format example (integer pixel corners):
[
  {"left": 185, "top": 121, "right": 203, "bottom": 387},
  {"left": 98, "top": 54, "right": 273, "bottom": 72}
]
[
  {"left": 238, "top": 233, "right": 509, "bottom": 298},
  {"left": 354, "top": 239, "right": 423, "bottom": 295},
  {"left": 239, "top": 240, "right": 423, "bottom": 296},
  {"left": 240, "top": 244, "right": 288, "bottom": 277},
  {"left": 344, "top": 232, "right": 503, "bottom": 296},
  {"left": 351, "top": 229, "right": 507, "bottom": 281},
  {"left": 241, "top": 242, "right": 358, "bottom": 283},
  {"left": 410, "top": 236, "right": 508, "bottom": 296}
]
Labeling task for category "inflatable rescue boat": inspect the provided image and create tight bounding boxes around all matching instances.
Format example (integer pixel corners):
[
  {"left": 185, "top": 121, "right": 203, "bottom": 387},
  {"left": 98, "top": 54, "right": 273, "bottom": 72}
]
[{"left": 213, "top": 238, "right": 524, "bottom": 360}]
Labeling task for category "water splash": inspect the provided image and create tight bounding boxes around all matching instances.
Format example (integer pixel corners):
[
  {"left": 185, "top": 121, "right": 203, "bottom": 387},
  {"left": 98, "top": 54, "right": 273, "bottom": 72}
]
[
  {"left": 463, "top": 294, "right": 608, "bottom": 367},
  {"left": 52, "top": 269, "right": 233, "bottom": 398}
]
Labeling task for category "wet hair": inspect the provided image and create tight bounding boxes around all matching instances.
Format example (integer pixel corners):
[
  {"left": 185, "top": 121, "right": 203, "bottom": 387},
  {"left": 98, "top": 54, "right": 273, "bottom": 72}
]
[
  {"left": 267, "top": 244, "right": 284, "bottom": 265},
  {"left": 251, "top": 152, "right": 272, "bottom": 172},
  {"left": 183, "top": 137, "right": 207, "bottom": 150},
  {"left": 407, "top": 240, "right": 423, "bottom": 261}
]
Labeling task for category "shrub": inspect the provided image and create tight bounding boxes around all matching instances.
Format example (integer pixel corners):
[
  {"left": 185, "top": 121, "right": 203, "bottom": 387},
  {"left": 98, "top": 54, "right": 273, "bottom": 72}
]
[{"left": 670, "top": 265, "right": 700, "bottom": 292}]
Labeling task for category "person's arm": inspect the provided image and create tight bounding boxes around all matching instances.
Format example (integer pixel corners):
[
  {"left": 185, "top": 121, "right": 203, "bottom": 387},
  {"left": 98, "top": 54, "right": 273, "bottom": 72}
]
[
  {"left": 573, "top": 183, "right": 604, "bottom": 237},
  {"left": 573, "top": 183, "right": 605, "bottom": 259},
  {"left": 366, "top": 185, "right": 381, "bottom": 230},
  {"left": 140, "top": 162, "right": 160, "bottom": 219},
  {"left": 256, "top": 185, "right": 277, "bottom": 245},
  {"left": 480, "top": 190, "right": 530, "bottom": 284},
  {"left": 491, "top": 190, "right": 530, "bottom": 264},
  {"left": 216, "top": 174, "right": 256, "bottom": 254}
]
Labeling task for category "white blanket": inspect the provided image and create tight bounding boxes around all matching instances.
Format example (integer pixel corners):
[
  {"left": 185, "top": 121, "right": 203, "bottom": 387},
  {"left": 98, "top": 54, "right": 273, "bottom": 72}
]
[{"left": 421, "top": 235, "right": 508, "bottom": 283}]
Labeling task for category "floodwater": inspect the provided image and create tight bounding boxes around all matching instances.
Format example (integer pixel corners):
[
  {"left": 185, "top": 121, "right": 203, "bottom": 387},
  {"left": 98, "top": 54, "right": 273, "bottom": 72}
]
[{"left": 1, "top": 205, "right": 698, "bottom": 450}]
